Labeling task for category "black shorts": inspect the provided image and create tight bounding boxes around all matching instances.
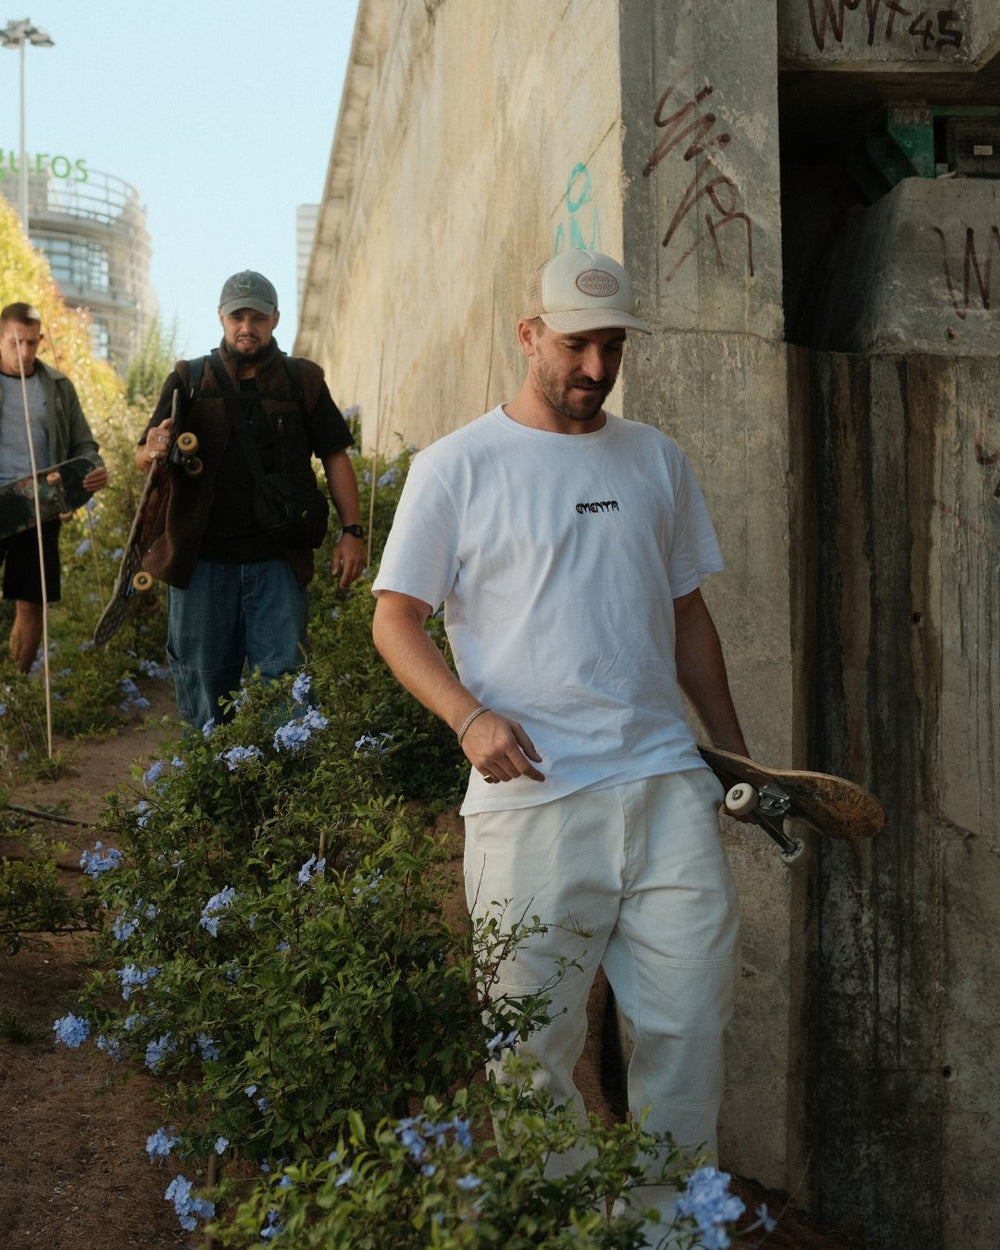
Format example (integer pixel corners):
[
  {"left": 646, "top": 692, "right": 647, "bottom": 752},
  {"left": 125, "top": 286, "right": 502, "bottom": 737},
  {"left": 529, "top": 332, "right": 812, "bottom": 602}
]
[{"left": 0, "top": 519, "right": 61, "bottom": 603}]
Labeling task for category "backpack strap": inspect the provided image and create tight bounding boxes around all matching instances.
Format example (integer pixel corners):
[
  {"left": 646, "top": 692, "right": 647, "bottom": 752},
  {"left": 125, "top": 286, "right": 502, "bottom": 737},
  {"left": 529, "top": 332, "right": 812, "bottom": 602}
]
[{"left": 182, "top": 354, "right": 207, "bottom": 400}]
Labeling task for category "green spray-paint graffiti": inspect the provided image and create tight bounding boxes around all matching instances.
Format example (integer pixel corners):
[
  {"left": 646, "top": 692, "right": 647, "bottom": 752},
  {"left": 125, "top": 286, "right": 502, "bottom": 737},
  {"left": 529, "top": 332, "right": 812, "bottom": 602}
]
[{"left": 554, "top": 163, "right": 601, "bottom": 253}]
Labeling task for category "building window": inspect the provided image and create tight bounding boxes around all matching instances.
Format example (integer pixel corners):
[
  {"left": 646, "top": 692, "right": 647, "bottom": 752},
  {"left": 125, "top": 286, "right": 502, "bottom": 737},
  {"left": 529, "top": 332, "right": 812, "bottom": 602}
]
[
  {"left": 88, "top": 319, "right": 110, "bottom": 359},
  {"left": 31, "top": 234, "right": 111, "bottom": 292}
]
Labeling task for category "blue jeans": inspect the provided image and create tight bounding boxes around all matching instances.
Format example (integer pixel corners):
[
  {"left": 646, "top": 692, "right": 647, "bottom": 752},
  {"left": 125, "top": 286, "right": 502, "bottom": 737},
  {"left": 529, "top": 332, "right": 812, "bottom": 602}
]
[{"left": 167, "top": 558, "right": 307, "bottom": 730}]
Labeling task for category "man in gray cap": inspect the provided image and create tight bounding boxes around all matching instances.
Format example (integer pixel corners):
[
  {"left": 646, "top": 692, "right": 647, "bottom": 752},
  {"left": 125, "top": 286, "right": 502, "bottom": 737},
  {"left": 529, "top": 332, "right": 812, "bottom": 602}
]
[
  {"left": 372, "top": 249, "right": 747, "bottom": 1241},
  {"left": 137, "top": 270, "right": 364, "bottom": 730}
]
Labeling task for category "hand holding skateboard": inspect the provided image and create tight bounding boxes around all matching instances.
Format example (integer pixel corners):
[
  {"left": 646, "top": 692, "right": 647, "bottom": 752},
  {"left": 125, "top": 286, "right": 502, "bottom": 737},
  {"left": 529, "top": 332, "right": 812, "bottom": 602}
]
[{"left": 699, "top": 744, "right": 886, "bottom": 862}]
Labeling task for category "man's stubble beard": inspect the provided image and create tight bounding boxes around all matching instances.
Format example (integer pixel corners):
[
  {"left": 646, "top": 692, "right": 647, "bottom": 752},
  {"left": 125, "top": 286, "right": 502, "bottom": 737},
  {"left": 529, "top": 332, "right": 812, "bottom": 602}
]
[{"left": 535, "top": 358, "right": 611, "bottom": 424}]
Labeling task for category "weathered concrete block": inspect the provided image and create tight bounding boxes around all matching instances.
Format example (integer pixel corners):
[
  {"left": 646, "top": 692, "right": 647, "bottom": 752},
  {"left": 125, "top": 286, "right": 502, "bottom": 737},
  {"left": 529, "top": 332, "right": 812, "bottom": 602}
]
[
  {"left": 806, "top": 177, "right": 1000, "bottom": 356},
  {"left": 779, "top": 0, "right": 1000, "bottom": 67}
]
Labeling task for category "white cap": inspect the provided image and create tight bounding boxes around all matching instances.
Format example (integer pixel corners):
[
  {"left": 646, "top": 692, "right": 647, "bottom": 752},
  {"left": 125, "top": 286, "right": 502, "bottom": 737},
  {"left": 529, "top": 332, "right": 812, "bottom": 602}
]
[{"left": 523, "top": 249, "right": 651, "bottom": 334}]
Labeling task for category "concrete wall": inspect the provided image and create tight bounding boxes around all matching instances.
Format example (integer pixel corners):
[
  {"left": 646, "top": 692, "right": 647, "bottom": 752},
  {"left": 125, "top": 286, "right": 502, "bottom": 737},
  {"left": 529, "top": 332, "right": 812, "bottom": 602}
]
[
  {"left": 807, "top": 177, "right": 1000, "bottom": 354},
  {"left": 298, "top": 0, "right": 627, "bottom": 450},
  {"left": 616, "top": 0, "right": 796, "bottom": 1190},
  {"left": 790, "top": 345, "right": 1000, "bottom": 1247},
  {"left": 779, "top": 0, "right": 1000, "bottom": 67}
]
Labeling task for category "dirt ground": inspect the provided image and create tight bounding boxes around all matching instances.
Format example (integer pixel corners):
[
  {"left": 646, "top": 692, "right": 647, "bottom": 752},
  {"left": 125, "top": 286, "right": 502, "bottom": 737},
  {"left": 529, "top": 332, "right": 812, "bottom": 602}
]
[{"left": 0, "top": 687, "right": 875, "bottom": 1250}]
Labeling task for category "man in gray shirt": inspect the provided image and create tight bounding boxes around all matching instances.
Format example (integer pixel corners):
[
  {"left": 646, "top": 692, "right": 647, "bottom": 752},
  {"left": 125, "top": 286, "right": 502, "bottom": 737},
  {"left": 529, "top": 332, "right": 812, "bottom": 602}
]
[{"left": 0, "top": 303, "right": 107, "bottom": 670}]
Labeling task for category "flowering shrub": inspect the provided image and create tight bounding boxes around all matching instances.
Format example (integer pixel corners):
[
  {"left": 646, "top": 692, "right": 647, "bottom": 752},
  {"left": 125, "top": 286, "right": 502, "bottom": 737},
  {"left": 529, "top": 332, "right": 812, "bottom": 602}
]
[
  {"left": 57, "top": 669, "right": 551, "bottom": 1239},
  {"left": 215, "top": 1067, "right": 768, "bottom": 1249}
]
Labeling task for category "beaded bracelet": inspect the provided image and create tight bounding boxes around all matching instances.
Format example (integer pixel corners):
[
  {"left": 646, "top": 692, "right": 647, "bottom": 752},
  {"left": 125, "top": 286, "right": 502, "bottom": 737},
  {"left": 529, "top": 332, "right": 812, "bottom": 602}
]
[{"left": 456, "top": 705, "right": 490, "bottom": 745}]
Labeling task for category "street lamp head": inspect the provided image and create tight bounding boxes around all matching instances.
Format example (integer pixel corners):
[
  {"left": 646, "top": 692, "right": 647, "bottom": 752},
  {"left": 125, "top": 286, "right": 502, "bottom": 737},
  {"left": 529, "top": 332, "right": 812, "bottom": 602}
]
[{"left": 0, "top": 19, "right": 55, "bottom": 49}]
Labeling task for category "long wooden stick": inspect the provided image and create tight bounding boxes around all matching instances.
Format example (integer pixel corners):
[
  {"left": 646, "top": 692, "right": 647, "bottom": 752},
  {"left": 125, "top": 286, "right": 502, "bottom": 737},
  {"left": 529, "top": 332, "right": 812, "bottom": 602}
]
[
  {"left": 14, "top": 330, "right": 53, "bottom": 759},
  {"left": 366, "top": 345, "right": 385, "bottom": 570}
]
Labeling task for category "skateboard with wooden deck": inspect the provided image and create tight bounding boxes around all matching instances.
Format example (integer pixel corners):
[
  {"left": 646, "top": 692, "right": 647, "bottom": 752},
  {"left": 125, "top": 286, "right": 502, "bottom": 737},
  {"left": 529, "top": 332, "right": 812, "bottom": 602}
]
[
  {"left": 93, "top": 393, "right": 201, "bottom": 645},
  {"left": 698, "top": 744, "right": 886, "bottom": 861},
  {"left": 0, "top": 457, "right": 94, "bottom": 541}
]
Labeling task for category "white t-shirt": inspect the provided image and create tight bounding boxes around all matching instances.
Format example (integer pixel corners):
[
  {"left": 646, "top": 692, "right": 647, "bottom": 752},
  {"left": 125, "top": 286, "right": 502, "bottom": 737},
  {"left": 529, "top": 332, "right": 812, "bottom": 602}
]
[{"left": 373, "top": 407, "right": 724, "bottom": 814}]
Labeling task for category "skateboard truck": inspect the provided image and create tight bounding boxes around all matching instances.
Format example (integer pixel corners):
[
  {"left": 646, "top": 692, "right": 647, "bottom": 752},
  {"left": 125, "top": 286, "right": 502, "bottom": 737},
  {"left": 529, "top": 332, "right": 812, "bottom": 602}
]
[
  {"left": 724, "top": 781, "right": 806, "bottom": 861},
  {"left": 171, "top": 430, "right": 203, "bottom": 477}
]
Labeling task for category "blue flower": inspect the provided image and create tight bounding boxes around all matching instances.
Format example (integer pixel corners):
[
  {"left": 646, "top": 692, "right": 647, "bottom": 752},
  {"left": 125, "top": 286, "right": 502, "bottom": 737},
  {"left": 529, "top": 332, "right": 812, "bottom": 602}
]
[
  {"left": 143, "top": 759, "right": 165, "bottom": 786},
  {"left": 260, "top": 1209, "right": 283, "bottom": 1241},
  {"left": 273, "top": 707, "right": 328, "bottom": 754},
  {"left": 354, "top": 731, "right": 393, "bottom": 757},
  {"left": 456, "top": 1174, "right": 482, "bottom": 1191},
  {"left": 199, "top": 886, "right": 236, "bottom": 936},
  {"left": 75, "top": 538, "right": 91, "bottom": 557},
  {"left": 297, "top": 854, "right": 326, "bottom": 886},
  {"left": 165, "top": 1174, "right": 215, "bottom": 1233},
  {"left": 119, "top": 676, "right": 150, "bottom": 713},
  {"left": 676, "top": 1166, "right": 745, "bottom": 1249},
  {"left": 202, "top": 718, "right": 217, "bottom": 738},
  {"left": 221, "top": 744, "right": 263, "bottom": 772},
  {"left": 53, "top": 1013, "right": 89, "bottom": 1048},
  {"left": 80, "top": 841, "right": 121, "bottom": 876},
  {"left": 214, "top": 1136, "right": 229, "bottom": 1155},
  {"left": 145, "top": 1033, "right": 177, "bottom": 1072},
  {"left": 146, "top": 1126, "right": 179, "bottom": 1160},
  {"left": 377, "top": 468, "right": 397, "bottom": 488},
  {"left": 96, "top": 1033, "right": 122, "bottom": 1060},
  {"left": 113, "top": 915, "right": 138, "bottom": 942},
  {"left": 117, "top": 963, "right": 158, "bottom": 1001},
  {"left": 197, "top": 1033, "right": 220, "bottom": 1062},
  {"left": 137, "top": 657, "right": 170, "bottom": 681},
  {"left": 486, "top": 1028, "right": 519, "bottom": 1058},
  {"left": 292, "top": 671, "right": 311, "bottom": 704},
  {"left": 245, "top": 1084, "right": 268, "bottom": 1110}
]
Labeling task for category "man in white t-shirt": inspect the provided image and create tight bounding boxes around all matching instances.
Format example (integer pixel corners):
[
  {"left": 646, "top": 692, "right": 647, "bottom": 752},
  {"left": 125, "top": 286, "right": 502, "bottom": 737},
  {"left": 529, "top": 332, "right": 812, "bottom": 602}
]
[{"left": 372, "top": 249, "right": 748, "bottom": 1237}]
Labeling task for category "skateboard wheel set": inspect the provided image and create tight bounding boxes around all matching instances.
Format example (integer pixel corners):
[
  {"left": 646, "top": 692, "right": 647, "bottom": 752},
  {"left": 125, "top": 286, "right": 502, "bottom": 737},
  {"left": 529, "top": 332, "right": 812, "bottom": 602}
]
[
  {"left": 724, "top": 783, "right": 759, "bottom": 817},
  {"left": 173, "top": 430, "right": 203, "bottom": 477},
  {"left": 132, "top": 570, "right": 154, "bottom": 593}
]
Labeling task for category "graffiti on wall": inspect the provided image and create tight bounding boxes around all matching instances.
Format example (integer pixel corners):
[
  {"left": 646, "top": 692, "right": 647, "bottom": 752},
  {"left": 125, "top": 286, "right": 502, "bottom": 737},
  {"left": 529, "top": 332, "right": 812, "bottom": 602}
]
[
  {"left": 806, "top": 1, "right": 965, "bottom": 53},
  {"left": 932, "top": 225, "right": 1000, "bottom": 320},
  {"left": 554, "top": 163, "right": 601, "bottom": 254},
  {"left": 641, "top": 74, "right": 754, "bottom": 284},
  {"left": 975, "top": 421, "right": 1000, "bottom": 499}
]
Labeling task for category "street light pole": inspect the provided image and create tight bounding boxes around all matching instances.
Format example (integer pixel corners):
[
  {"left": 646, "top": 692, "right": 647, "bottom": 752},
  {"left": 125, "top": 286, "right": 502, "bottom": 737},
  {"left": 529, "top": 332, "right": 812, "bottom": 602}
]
[{"left": 0, "top": 18, "right": 55, "bottom": 233}]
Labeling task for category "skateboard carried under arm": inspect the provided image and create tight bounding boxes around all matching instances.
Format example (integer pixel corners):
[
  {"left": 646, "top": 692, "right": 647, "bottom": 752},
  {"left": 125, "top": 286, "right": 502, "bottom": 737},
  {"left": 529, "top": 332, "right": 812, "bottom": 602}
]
[
  {"left": 93, "top": 392, "right": 201, "bottom": 645},
  {"left": 698, "top": 744, "right": 885, "bottom": 862}
]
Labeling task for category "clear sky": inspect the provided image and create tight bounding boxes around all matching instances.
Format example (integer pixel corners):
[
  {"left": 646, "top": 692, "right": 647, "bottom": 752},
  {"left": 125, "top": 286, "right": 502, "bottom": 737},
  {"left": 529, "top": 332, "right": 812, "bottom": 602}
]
[{"left": 0, "top": 1, "right": 359, "bottom": 358}]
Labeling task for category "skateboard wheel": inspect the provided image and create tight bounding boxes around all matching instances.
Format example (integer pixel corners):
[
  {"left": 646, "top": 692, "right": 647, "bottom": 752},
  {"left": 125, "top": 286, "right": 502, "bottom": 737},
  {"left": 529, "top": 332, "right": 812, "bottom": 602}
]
[
  {"left": 183, "top": 455, "right": 204, "bottom": 478},
  {"left": 725, "top": 783, "right": 759, "bottom": 817},
  {"left": 176, "top": 431, "right": 199, "bottom": 454},
  {"left": 132, "top": 570, "right": 154, "bottom": 593}
]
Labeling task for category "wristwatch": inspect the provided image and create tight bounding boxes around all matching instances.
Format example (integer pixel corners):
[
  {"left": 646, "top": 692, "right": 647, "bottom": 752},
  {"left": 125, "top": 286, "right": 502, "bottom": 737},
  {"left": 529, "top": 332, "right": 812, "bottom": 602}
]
[{"left": 341, "top": 524, "right": 364, "bottom": 538}]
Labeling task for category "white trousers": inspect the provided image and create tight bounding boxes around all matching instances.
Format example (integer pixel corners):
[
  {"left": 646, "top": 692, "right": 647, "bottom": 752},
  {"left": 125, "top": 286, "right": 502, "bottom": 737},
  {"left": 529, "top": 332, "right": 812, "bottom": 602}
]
[{"left": 464, "top": 770, "right": 740, "bottom": 1236}]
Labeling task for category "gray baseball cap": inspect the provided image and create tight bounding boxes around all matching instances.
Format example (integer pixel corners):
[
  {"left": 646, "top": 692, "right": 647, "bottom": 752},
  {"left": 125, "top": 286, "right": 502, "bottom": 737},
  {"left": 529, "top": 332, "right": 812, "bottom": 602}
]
[{"left": 218, "top": 270, "right": 278, "bottom": 316}]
